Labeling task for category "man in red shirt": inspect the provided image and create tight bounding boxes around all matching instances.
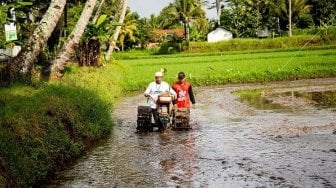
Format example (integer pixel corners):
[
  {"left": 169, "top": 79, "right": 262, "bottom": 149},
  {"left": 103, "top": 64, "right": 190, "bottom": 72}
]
[{"left": 172, "top": 72, "right": 196, "bottom": 109}]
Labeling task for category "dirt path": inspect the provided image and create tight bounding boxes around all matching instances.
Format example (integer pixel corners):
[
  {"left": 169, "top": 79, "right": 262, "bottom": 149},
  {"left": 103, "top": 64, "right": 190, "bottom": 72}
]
[{"left": 47, "top": 78, "right": 336, "bottom": 187}]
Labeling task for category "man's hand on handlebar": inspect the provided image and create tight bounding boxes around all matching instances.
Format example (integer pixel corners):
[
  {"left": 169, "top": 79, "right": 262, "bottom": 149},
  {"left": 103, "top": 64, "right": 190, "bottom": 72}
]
[{"left": 144, "top": 93, "right": 150, "bottom": 97}]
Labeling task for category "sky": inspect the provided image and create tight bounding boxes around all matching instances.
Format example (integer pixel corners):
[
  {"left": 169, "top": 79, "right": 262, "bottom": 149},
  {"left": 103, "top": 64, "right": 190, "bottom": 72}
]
[{"left": 128, "top": 0, "right": 217, "bottom": 19}]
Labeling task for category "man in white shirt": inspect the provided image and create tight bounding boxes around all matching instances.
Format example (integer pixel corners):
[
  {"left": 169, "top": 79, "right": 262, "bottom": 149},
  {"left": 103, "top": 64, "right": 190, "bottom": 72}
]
[{"left": 144, "top": 72, "right": 177, "bottom": 130}]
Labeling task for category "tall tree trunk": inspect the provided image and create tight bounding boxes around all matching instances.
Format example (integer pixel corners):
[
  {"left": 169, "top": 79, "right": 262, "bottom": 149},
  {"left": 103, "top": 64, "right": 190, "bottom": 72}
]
[
  {"left": 289, "top": 0, "right": 292, "bottom": 37},
  {"left": 92, "top": 0, "right": 105, "bottom": 23},
  {"left": 51, "top": 0, "right": 97, "bottom": 72},
  {"left": 0, "top": 0, "right": 66, "bottom": 84},
  {"left": 183, "top": 21, "right": 187, "bottom": 39},
  {"left": 186, "top": 22, "right": 190, "bottom": 42},
  {"left": 216, "top": 0, "right": 221, "bottom": 26},
  {"left": 105, "top": 0, "right": 128, "bottom": 61}
]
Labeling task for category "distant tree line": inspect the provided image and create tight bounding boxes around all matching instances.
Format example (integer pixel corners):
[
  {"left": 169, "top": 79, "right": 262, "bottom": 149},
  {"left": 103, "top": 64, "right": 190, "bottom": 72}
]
[{"left": 218, "top": 0, "right": 336, "bottom": 38}]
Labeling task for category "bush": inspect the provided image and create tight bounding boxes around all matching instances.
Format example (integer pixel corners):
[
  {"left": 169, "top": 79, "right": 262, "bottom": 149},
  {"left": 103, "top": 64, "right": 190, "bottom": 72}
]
[
  {"left": 321, "top": 26, "right": 336, "bottom": 43},
  {"left": 296, "top": 14, "right": 315, "bottom": 29},
  {"left": 157, "top": 42, "right": 181, "bottom": 54},
  {"left": 293, "top": 26, "right": 336, "bottom": 36}
]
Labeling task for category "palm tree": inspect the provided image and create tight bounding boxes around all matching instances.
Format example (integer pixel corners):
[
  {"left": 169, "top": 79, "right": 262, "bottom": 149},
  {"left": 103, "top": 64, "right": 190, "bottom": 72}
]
[
  {"left": 190, "top": 17, "right": 210, "bottom": 41},
  {"left": 244, "top": 0, "right": 274, "bottom": 29},
  {"left": 118, "top": 12, "right": 137, "bottom": 51},
  {"left": 51, "top": 0, "right": 98, "bottom": 73},
  {"left": 167, "top": 0, "right": 205, "bottom": 41},
  {"left": 147, "top": 14, "right": 166, "bottom": 30},
  {"left": 105, "top": 0, "right": 129, "bottom": 61},
  {"left": 275, "top": 0, "right": 311, "bottom": 36},
  {"left": 1, "top": 0, "right": 66, "bottom": 83}
]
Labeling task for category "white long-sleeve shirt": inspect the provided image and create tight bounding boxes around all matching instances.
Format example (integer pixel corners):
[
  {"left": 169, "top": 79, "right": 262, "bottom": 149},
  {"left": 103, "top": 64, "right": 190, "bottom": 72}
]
[{"left": 144, "top": 81, "right": 176, "bottom": 109}]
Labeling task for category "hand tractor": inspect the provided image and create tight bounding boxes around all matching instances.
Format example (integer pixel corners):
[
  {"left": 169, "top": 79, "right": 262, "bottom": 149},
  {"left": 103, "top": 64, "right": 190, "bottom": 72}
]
[{"left": 136, "top": 93, "right": 191, "bottom": 132}]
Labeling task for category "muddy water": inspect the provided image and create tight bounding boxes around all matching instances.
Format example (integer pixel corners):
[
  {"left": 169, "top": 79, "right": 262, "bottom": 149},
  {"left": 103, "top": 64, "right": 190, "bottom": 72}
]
[{"left": 47, "top": 79, "right": 336, "bottom": 188}]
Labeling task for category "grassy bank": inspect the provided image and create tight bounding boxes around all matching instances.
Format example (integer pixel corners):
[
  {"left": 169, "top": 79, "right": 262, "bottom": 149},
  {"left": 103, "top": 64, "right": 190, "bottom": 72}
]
[
  {"left": 0, "top": 63, "right": 126, "bottom": 187},
  {"left": 0, "top": 85, "right": 113, "bottom": 186},
  {"left": 188, "top": 35, "right": 334, "bottom": 53}
]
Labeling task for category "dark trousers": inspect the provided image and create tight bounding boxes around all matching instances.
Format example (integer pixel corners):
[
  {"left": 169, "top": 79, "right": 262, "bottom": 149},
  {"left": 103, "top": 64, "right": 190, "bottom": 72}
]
[{"left": 151, "top": 109, "right": 163, "bottom": 129}]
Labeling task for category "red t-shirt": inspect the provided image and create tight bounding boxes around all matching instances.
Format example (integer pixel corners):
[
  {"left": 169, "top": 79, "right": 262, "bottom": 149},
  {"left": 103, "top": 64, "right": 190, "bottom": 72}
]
[{"left": 173, "top": 81, "right": 191, "bottom": 108}]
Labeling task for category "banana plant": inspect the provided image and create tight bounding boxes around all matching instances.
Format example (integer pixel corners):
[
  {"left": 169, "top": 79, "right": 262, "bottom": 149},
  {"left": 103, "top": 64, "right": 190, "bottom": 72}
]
[{"left": 83, "top": 14, "right": 123, "bottom": 45}]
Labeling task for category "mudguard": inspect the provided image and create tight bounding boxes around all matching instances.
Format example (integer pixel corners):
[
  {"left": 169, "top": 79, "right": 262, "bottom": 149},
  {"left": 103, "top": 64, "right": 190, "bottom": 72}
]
[
  {"left": 136, "top": 106, "right": 152, "bottom": 131},
  {"left": 173, "top": 108, "right": 191, "bottom": 130}
]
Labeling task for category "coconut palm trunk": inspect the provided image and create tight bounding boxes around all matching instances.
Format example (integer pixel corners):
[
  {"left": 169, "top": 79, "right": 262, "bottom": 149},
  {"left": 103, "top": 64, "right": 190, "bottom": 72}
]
[
  {"left": 1, "top": 0, "right": 66, "bottom": 83},
  {"left": 105, "top": 0, "right": 128, "bottom": 61},
  {"left": 289, "top": 0, "right": 292, "bottom": 37},
  {"left": 186, "top": 22, "right": 190, "bottom": 41},
  {"left": 51, "top": 0, "right": 97, "bottom": 72},
  {"left": 183, "top": 21, "right": 188, "bottom": 40},
  {"left": 216, "top": 0, "right": 221, "bottom": 26}
]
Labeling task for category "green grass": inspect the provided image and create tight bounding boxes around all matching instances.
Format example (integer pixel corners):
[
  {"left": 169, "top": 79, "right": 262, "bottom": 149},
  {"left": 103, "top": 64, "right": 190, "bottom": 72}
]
[
  {"left": 188, "top": 35, "right": 331, "bottom": 53},
  {"left": 120, "top": 47, "right": 336, "bottom": 92},
  {"left": 113, "top": 45, "right": 336, "bottom": 60},
  {"left": 57, "top": 61, "right": 128, "bottom": 105}
]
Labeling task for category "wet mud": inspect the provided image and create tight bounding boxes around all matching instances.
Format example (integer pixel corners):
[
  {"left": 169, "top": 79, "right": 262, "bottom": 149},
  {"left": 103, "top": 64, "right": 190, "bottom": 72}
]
[{"left": 47, "top": 78, "right": 336, "bottom": 188}]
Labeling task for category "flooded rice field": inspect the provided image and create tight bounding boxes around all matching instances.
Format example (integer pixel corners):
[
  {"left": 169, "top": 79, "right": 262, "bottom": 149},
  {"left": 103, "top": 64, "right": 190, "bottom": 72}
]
[{"left": 47, "top": 78, "right": 336, "bottom": 188}]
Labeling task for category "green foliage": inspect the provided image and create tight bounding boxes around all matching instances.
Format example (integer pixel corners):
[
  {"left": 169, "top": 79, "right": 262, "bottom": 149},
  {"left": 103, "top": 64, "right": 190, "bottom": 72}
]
[
  {"left": 296, "top": 14, "right": 314, "bottom": 28},
  {"left": 221, "top": 0, "right": 260, "bottom": 38},
  {"left": 119, "top": 12, "right": 138, "bottom": 51},
  {"left": 190, "top": 17, "right": 210, "bottom": 41},
  {"left": 96, "top": 14, "right": 108, "bottom": 28},
  {"left": 157, "top": 33, "right": 184, "bottom": 54},
  {"left": 307, "top": 0, "right": 336, "bottom": 26},
  {"left": 65, "top": 2, "right": 84, "bottom": 36},
  {"left": 158, "top": 41, "right": 182, "bottom": 54},
  {"left": 221, "top": 0, "right": 315, "bottom": 37},
  {"left": 84, "top": 14, "right": 114, "bottom": 42},
  {"left": 163, "top": 0, "right": 206, "bottom": 41},
  {"left": 320, "top": 26, "right": 336, "bottom": 43}
]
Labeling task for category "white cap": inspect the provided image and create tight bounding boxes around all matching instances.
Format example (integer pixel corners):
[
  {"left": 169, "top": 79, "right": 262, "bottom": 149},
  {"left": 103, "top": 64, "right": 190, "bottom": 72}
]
[{"left": 155, "top": 72, "right": 163, "bottom": 77}]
